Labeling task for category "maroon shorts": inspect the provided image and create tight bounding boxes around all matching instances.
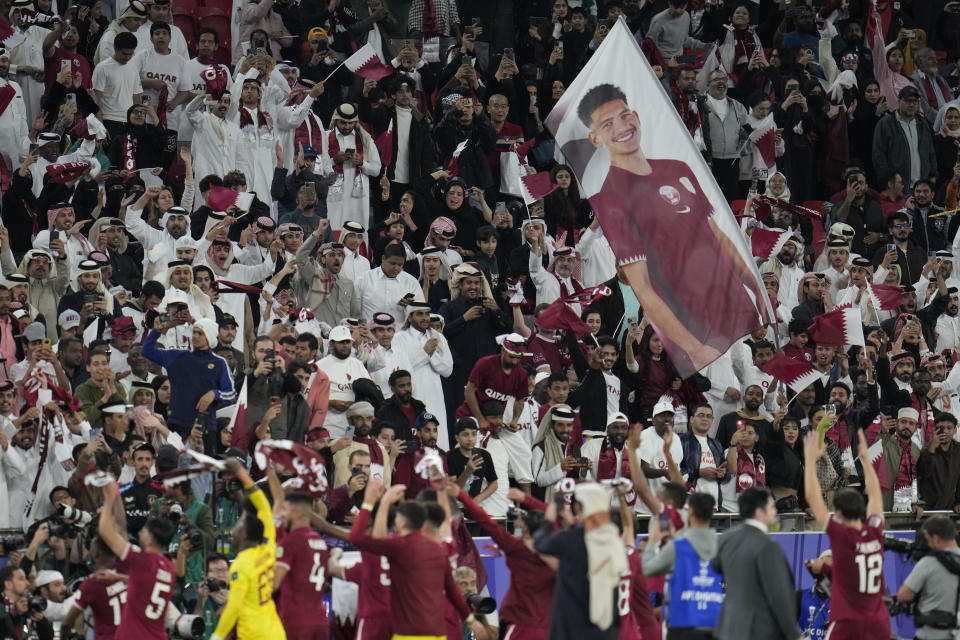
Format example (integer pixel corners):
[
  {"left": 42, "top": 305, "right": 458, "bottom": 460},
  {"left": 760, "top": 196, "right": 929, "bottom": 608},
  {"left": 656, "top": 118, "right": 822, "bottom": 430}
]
[
  {"left": 284, "top": 625, "right": 330, "bottom": 640},
  {"left": 502, "top": 623, "right": 548, "bottom": 640},
  {"left": 824, "top": 619, "right": 891, "bottom": 640},
  {"left": 640, "top": 624, "right": 662, "bottom": 640},
  {"left": 355, "top": 616, "right": 393, "bottom": 640}
]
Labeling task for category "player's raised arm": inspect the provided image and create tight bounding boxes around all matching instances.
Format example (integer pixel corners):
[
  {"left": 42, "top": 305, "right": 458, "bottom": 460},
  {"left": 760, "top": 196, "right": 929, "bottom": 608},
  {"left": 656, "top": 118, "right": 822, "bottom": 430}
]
[
  {"left": 803, "top": 431, "right": 829, "bottom": 529},
  {"left": 97, "top": 481, "right": 130, "bottom": 558}
]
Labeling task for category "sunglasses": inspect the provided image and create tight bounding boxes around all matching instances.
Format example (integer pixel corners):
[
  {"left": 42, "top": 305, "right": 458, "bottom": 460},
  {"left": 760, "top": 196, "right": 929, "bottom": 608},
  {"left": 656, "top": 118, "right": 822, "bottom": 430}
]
[{"left": 894, "top": 223, "right": 912, "bottom": 229}]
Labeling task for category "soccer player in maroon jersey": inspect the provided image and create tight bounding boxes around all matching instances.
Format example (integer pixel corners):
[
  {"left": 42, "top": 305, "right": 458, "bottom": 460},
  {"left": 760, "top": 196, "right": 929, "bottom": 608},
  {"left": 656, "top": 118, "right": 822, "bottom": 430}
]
[
  {"left": 804, "top": 428, "right": 890, "bottom": 639},
  {"left": 273, "top": 490, "right": 331, "bottom": 640},
  {"left": 61, "top": 538, "right": 128, "bottom": 640},
  {"left": 97, "top": 479, "right": 177, "bottom": 640},
  {"left": 349, "top": 478, "right": 487, "bottom": 639}
]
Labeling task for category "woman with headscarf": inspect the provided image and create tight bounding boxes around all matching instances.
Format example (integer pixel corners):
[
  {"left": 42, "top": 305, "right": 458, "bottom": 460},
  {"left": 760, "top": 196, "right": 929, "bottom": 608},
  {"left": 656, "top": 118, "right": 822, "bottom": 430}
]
[
  {"left": 151, "top": 374, "right": 170, "bottom": 420},
  {"left": 419, "top": 175, "right": 486, "bottom": 257},
  {"left": 107, "top": 103, "right": 166, "bottom": 174},
  {"left": 934, "top": 104, "right": 960, "bottom": 185},
  {"left": 543, "top": 164, "right": 589, "bottom": 247},
  {"left": 375, "top": 188, "right": 429, "bottom": 252},
  {"left": 716, "top": 4, "right": 764, "bottom": 84},
  {"left": 776, "top": 77, "right": 822, "bottom": 204},
  {"left": 870, "top": 6, "right": 912, "bottom": 110},
  {"left": 848, "top": 80, "right": 888, "bottom": 186}
]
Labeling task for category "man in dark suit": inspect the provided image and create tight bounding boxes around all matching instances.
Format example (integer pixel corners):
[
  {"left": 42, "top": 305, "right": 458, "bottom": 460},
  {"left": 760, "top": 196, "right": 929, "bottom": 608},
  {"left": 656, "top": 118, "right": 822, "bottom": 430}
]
[{"left": 713, "top": 487, "right": 802, "bottom": 640}]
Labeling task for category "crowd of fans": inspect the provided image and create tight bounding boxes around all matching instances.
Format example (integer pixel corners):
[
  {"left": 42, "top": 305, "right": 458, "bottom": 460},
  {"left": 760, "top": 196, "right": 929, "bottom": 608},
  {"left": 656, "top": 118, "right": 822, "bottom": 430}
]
[{"left": 1, "top": 0, "right": 960, "bottom": 637}]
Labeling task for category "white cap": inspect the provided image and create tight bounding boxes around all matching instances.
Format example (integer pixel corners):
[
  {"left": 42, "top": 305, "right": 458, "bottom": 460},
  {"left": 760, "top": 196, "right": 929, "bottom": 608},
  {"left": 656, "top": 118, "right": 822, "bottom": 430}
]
[
  {"left": 898, "top": 407, "right": 919, "bottom": 422},
  {"left": 652, "top": 398, "right": 675, "bottom": 417},
  {"left": 606, "top": 411, "right": 629, "bottom": 427},
  {"left": 328, "top": 325, "right": 352, "bottom": 342},
  {"left": 574, "top": 482, "right": 611, "bottom": 518},
  {"left": 534, "top": 371, "right": 551, "bottom": 385},
  {"left": 57, "top": 309, "right": 81, "bottom": 329},
  {"left": 36, "top": 570, "right": 64, "bottom": 587}
]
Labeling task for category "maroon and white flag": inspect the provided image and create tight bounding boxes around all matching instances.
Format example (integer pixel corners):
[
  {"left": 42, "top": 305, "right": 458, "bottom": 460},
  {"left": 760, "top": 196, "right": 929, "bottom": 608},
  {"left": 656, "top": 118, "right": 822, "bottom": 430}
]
[
  {"left": 754, "top": 195, "right": 823, "bottom": 220},
  {"left": 343, "top": 43, "right": 394, "bottom": 80},
  {"left": 544, "top": 18, "right": 771, "bottom": 376},
  {"left": 207, "top": 184, "right": 254, "bottom": 212},
  {"left": 446, "top": 139, "right": 467, "bottom": 177},
  {"left": 375, "top": 118, "right": 394, "bottom": 169},
  {"left": 228, "top": 382, "right": 249, "bottom": 450},
  {"left": 747, "top": 113, "right": 777, "bottom": 177},
  {"left": 763, "top": 353, "right": 826, "bottom": 392},
  {"left": 807, "top": 303, "right": 865, "bottom": 347},
  {"left": 0, "top": 18, "right": 25, "bottom": 49},
  {"left": 868, "top": 282, "right": 905, "bottom": 311},
  {"left": 519, "top": 170, "right": 560, "bottom": 205},
  {"left": 750, "top": 228, "right": 793, "bottom": 262},
  {"left": 254, "top": 439, "right": 328, "bottom": 496}
]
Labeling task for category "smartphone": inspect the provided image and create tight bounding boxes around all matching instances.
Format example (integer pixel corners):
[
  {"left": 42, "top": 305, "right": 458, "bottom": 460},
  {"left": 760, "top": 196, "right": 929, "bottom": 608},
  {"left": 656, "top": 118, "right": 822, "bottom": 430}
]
[
  {"left": 29, "top": 142, "right": 38, "bottom": 154},
  {"left": 658, "top": 510, "right": 671, "bottom": 531},
  {"left": 344, "top": 424, "right": 355, "bottom": 440},
  {"left": 463, "top": 25, "right": 474, "bottom": 37},
  {"left": 471, "top": 17, "right": 481, "bottom": 28},
  {"left": 887, "top": 243, "right": 897, "bottom": 253},
  {"left": 140, "top": 95, "right": 150, "bottom": 105},
  {"left": 628, "top": 316, "right": 638, "bottom": 331},
  {"left": 403, "top": 293, "right": 415, "bottom": 300},
  {"left": 303, "top": 182, "right": 316, "bottom": 199},
  {"left": 65, "top": 93, "right": 76, "bottom": 107},
  {"left": 529, "top": 94, "right": 537, "bottom": 107},
  {"left": 60, "top": 59, "right": 71, "bottom": 73},
  {"left": 41, "top": 338, "right": 51, "bottom": 349},
  {"left": 503, "top": 48, "right": 515, "bottom": 62},
  {"left": 825, "top": 404, "right": 837, "bottom": 418},
  {"left": 554, "top": 40, "right": 563, "bottom": 52},
  {"left": 677, "top": 53, "right": 695, "bottom": 64}
]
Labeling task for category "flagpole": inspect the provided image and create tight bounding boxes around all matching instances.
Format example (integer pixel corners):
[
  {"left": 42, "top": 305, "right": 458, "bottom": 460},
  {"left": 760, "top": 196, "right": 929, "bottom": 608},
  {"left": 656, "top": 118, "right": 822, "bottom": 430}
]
[{"left": 323, "top": 61, "right": 347, "bottom": 84}]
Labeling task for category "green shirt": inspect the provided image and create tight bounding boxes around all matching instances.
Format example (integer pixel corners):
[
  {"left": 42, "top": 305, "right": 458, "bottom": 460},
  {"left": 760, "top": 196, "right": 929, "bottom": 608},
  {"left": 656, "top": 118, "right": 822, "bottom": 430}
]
[{"left": 73, "top": 379, "right": 127, "bottom": 429}]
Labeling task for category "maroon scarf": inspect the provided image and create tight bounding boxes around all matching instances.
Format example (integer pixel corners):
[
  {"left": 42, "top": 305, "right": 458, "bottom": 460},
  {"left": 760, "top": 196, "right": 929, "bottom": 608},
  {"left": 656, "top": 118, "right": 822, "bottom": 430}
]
[
  {"left": 596, "top": 436, "right": 631, "bottom": 481},
  {"left": 123, "top": 133, "right": 138, "bottom": 171},
  {"left": 735, "top": 446, "right": 765, "bottom": 491},
  {"left": 355, "top": 435, "right": 384, "bottom": 466},
  {"left": 910, "top": 394, "right": 936, "bottom": 444},
  {"left": 239, "top": 105, "right": 271, "bottom": 130},
  {"left": 295, "top": 113, "right": 325, "bottom": 155},
  {"left": 672, "top": 86, "right": 701, "bottom": 138},
  {"left": 894, "top": 436, "right": 916, "bottom": 490},
  {"left": 328, "top": 128, "right": 364, "bottom": 175},
  {"left": 0, "top": 83, "right": 15, "bottom": 118},
  {"left": 156, "top": 84, "right": 169, "bottom": 128},
  {"left": 921, "top": 73, "right": 952, "bottom": 110},
  {"left": 731, "top": 28, "right": 758, "bottom": 81},
  {"left": 421, "top": 0, "right": 438, "bottom": 37}
]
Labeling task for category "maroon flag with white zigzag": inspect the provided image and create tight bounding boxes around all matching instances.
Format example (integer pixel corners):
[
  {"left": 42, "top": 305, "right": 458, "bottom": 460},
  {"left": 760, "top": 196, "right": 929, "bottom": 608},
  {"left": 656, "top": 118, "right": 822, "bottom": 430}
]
[
  {"left": 763, "top": 353, "right": 826, "bottom": 392},
  {"left": 807, "top": 304, "right": 865, "bottom": 347}
]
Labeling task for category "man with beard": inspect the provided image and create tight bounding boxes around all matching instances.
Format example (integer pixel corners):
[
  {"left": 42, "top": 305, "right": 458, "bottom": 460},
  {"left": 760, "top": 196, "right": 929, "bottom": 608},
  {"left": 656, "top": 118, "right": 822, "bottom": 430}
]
[
  {"left": 376, "top": 369, "right": 427, "bottom": 437},
  {"left": 37, "top": 570, "right": 78, "bottom": 637},
  {"left": 354, "top": 244, "right": 422, "bottom": 323},
  {"left": 57, "top": 335, "right": 87, "bottom": 391},
  {"left": 679, "top": 403, "right": 726, "bottom": 507},
  {"left": 529, "top": 243, "right": 585, "bottom": 315},
  {"left": 316, "top": 325, "right": 372, "bottom": 438},
  {"left": 760, "top": 237, "right": 805, "bottom": 310},
  {"left": 822, "top": 375, "right": 879, "bottom": 463},
  {"left": 583, "top": 412, "right": 632, "bottom": 487},
  {"left": 878, "top": 407, "right": 923, "bottom": 513},
  {"left": 57, "top": 260, "right": 121, "bottom": 330},
  {"left": 531, "top": 404, "right": 580, "bottom": 495},
  {"left": 572, "top": 337, "right": 628, "bottom": 437},
  {"left": 296, "top": 237, "right": 361, "bottom": 327},
  {"left": 792, "top": 272, "right": 834, "bottom": 327},
  {"left": 456, "top": 334, "right": 530, "bottom": 436},
  {"left": 904, "top": 180, "right": 947, "bottom": 253},
  {"left": 716, "top": 385, "right": 773, "bottom": 450},
  {"left": 822, "top": 240, "right": 851, "bottom": 301},
  {"left": 831, "top": 170, "right": 886, "bottom": 258},
  {"left": 186, "top": 90, "right": 238, "bottom": 185},
  {"left": 916, "top": 413, "right": 960, "bottom": 510},
  {"left": 92, "top": 217, "right": 141, "bottom": 296},
  {"left": 392, "top": 412, "right": 449, "bottom": 499},
  {"left": 391, "top": 303, "right": 452, "bottom": 444},
  {"left": 323, "top": 103, "right": 381, "bottom": 234},
  {"left": 911, "top": 48, "right": 953, "bottom": 124},
  {"left": 117, "top": 441, "right": 165, "bottom": 536},
  {"left": 6, "top": 422, "right": 39, "bottom": 529},
  {"left": 332, "top": 401, "right": 391, "bottom": 486},
  {"left": 926, "top": 354, "right": 960, "bottom": 415},
  {"left": 880, "top": 279, "right": 949, "bottom": 348},
  {"left": 440, "top": 262, "right": 512, "bottom": 418},
  {"left": 934, "top": 287, "right": 960, "bottom": 353},
  {"left": 872, "top": 212, "right": 926, "bottom": 285},
  {"left": 3, "top": 247, "right": 69, "bottom": 339},
  {"left": 365, "top": 312, "right": 412, "bottom": 398},
  {"left": 0, "top": 382, "right": 26, "bottom": 529},
  {"left": 122, "top": 280, "right": 164, "bottom": 342},
  {"left": 126, "top": 185, "right": 192, "bottom": 274},
  {"left": 887, "top": 351, "right": 917, "bottom": 396}
]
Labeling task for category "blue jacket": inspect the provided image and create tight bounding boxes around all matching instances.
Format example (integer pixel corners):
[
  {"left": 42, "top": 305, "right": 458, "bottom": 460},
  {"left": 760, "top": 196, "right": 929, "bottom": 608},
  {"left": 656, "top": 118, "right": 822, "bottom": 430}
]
[
  {"left": 679, "top": 431, "right": 725, "bottom": 511},
  {"left": 142, "top": 329, "right": 236, "bottom": 434}
]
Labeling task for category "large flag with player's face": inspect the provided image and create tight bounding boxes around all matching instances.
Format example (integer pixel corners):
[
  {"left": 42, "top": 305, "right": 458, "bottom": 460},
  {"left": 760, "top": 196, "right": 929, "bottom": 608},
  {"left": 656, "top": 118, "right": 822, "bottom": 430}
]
[{"left": 544, "top": 18, "right": 772, "bottom": 376}]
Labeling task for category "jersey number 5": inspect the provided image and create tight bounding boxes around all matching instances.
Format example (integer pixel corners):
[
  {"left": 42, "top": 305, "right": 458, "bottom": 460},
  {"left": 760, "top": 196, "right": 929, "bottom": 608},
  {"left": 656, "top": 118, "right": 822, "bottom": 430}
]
[
  {"left": 855, "top": 554, "right": 883, "bottom": 594},
  {"left": 145, "top": 581, "right": 170, "bottom": 620}
]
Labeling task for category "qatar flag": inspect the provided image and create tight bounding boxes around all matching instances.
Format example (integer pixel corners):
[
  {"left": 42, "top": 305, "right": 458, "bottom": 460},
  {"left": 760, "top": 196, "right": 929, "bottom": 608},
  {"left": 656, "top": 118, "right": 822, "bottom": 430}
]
[
  {"left": 807, "top": 304, "right": 865, "bottom": 347},
  {"left": 535, "top": 297, "right": 593, "bottom": 337},
  {"left": 446, "top": 139, "right": 467, "bottom": 177},
  {"left": 762, "top": 353, "right": 826, "bottom": 392},
  {"left": 375, "top": 118, "right": 394, "bottom": 169},
  {"left": 868, "top": 282, "right": 905, "bottom": 311},
  {"left": 343, "top": 43, "right": 394, "bottom": 80},
  {"left": 747, "top": 112, "right": 777, "bottom": 177},
  {"left": 228, "top": 382, "right": 249, "bottom": 450},
  {"left": 0, "top": 18, "right": 25, "bottom": 49},
  {"left": 750, "top": 228, "right": 793, "bottom": 262},
  {"left": 544, "top": 18, "right": 771, "bottom": 376},
  {"left": 519, "top": 171, "right": 560, "bottom": 206},
  {"left": 254, "top": 439, "right": 328, "bottom": 496},
  {"left": 207, "top": 185, "right": 254, "bottom": 212}
]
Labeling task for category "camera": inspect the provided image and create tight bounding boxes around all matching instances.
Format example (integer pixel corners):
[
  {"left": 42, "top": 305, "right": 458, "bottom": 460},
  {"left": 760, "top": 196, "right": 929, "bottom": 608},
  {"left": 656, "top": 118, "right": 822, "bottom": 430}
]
[
  {"left": 26, "top": 594, "right": 47, "bottom": 615},
  {"left": 1, "top": 535, "right": 25, "bottom": 552},
  {"left": 264, "top": 348, "right": 275, "bottom": 363},
  {"left": 186, "top": 527, "right": 205, "bottom": 550},
  {"left": 205, "top": 578, "right": 227, "bottom": 593},
  {"left": 167, "top": 613, "right": 205, "bottom": 640},
  {"left": 885, "top": 594, "right": 915, "bottom": 617},
  {"left": 224, "top": 477, "right": 243, "bottom": 494},
  {"left": 464, "top": 592, "right": 496, "bottom": 615},
  {"left": 885, "top": 535, "right": 928, "bottom": 562},
  {"left": 168, "top": 503, "right": 184, "bottom": 521},
  {"left": 350, "top": 465, "right": 366, "bottom": 479},
  {"left": 403, "top": 439, "right": 421, "bottom": 452},
  {"left": 58, "top": 504, "right": 94, "bottom": 527}
]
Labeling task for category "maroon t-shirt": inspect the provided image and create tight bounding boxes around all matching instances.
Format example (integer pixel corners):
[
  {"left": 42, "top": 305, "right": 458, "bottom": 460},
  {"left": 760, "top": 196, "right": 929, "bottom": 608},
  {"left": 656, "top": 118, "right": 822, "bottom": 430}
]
[
  {"left": 276, "top": 526, "right": 330, "bottom": 631},
  {"left": 456, "top": 354, "right": 529, "bottom": 419},
  {"left": 343, "top": 551, "right": 392, "bottom": 621},
  {"left": 115, "top": 546, "right": 175, "bottom": 640},
  {"left": 529, "top": 332, "right": 573, "bottom": 375},
  {"left": 588, "top": 160, "right": 760, "bottom": 370},
  {"left": 826, "top": 516, "right": 890, "bottom": 626},
  {"left": 74, "top": 575, "right": 127, "bottom": 640},
  {"left": 44, "top": 48, "right": 92, "bottom": 89}
]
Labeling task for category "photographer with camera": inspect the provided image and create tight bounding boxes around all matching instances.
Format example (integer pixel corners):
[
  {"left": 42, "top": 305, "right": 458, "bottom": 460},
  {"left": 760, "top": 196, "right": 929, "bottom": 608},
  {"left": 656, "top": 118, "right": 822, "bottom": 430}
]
[
  {"left": 897, "top": 515, "right": 960, "bottom": 639},
  {"left": 35, "top": 570, "right": 76, "bottom": 637},
  {"left": 156, "top": 479, "right": 216, "bottom": 602},
  {"left": 0, "top": 562, "right": 54, "bottom": 640},
  {"left": 193, "top": 554, "right": 229, "bottom": 640},
  {"left": 327, "top": 450, "right": 371, "bottom": 525},
  {"left": 245, "top": 337, "right": 308, "bottom": 443}
]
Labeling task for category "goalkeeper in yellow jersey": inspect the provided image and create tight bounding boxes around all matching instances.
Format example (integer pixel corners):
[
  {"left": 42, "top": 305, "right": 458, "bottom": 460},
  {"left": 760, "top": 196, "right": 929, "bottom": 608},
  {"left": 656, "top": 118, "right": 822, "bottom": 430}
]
[{"left": 211, "top": 457, "right": 287, "bottom": 640}]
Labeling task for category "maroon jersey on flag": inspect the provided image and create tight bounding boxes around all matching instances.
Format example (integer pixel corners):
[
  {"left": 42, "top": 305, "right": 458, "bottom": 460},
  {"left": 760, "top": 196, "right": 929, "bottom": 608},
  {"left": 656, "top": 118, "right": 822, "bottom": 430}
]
[
  {"left": 455, "top": 355, "right": 529, "bottom": 418},
  {"left": 115, "top": 546, "right": 176, "bottom": 639},
  {"left": 826, "top": 516, "right": 890, "bottom": 627},
  {"left": 74, "top": 575, "right": 128, "bottom": 640},
  {"left": 276, "top": 526, "right": 330, "bottom": 631},
  {"left": 344, "top": 551, "right": 392, "bottom": 620}
]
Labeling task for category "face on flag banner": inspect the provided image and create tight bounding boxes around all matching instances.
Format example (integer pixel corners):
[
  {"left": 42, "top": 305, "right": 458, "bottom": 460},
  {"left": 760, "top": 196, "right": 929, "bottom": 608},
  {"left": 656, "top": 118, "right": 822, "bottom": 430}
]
[{"left": 544, "top": 18, "right": 771, "bottom": 375}]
